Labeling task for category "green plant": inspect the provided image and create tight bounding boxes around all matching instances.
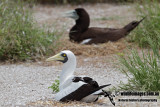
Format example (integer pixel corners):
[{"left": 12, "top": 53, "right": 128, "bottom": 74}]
[
  {"left": 49, "top": 79, "right": 60, "bottom": 93},
  {"left": 118, "top": 38, "right": 160, "bottom": 91},
  {"left": 0, "top": 0, "right": 59, "bottom": 61},
  {"left": 118, "top": 0, "right": 160, "bottom": 92},
  {"left": 130, "top": 0, "right": 160, "bottom": 47}
]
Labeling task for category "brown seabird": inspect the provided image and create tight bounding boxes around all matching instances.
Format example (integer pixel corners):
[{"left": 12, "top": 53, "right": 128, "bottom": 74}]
[{"left": 64, "top": 8, "right": 145, "bottom": 44}]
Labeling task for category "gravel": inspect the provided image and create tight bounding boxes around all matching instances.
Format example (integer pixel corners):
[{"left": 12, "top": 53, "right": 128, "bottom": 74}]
[{"left": 0, "top": 64, "right": 56, "bottom": 106}]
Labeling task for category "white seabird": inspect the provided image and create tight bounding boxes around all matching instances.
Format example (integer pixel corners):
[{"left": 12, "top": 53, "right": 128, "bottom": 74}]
[{"left": 46, "top": 50, "right": 115, "bottom": 106}]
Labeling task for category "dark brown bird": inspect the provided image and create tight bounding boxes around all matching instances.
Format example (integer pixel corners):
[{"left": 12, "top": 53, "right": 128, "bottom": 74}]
[{"left": 64, "top": 8, "right": 145, "bottom": 44}]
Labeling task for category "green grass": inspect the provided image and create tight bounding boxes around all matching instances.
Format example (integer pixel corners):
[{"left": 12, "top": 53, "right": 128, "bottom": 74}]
[
  {"left": 130, "top": 0, "right": 160, "bottom": 47},
  {"left": 119, "top": 1, "right": 160, "bottom": 91},
  {"left": 118, "top": 38, "right": 160, "bottom": 91},
  {"left": 0, "top": 0, "right": 60, "bottom": 61}
]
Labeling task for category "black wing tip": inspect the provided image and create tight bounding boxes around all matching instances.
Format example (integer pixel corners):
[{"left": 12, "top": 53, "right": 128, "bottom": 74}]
[{"left": 99, "top": 84, "right": 111, "bottom": 88}]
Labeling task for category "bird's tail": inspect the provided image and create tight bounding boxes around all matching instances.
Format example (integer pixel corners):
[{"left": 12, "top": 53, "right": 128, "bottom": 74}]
[
  {"left": 123, "top": 17, "right": 146, "bottom": 33},
  {"left": 95, "top": 89, "right": 115, "bottom": 106},
  {"left": 103, "top": 90, "right": 115, "bottom": 106}
]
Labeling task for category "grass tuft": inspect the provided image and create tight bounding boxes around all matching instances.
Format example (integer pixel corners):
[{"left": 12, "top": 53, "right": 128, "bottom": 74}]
[
  {"left": 130, "top": 0, "right": 160, "bottom": 47},
  {"left": 120, "top": 1, "right": 160, "bottom": 91},
  {"left": 118, "top": 39, "right": 160, "bottom": 91},
  {"left": 0, "top": 0, "right": 59, "bottom": 61}
]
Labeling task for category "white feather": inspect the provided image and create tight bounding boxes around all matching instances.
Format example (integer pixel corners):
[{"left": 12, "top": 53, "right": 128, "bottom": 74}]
[
  {"left": 81, "top": 95, "right": 98, "bottom": 103},
  {"left": 80, "top": 38, "right": 92, "bottom": 44},
  {"left": 59, "top": 50, "right": 76, "bottom": 90},
  {"left": 59, "top": 76, "right": 74, "bottom": 90},
  {"left": 54, "top": 81, "right": 86, "bottom": 101}
]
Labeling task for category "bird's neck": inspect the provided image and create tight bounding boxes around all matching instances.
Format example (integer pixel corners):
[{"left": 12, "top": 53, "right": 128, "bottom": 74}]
[
  {"left": 59, "top": 58, "right": 76, "bottom": 87},
  {"left": 70, "top": 16, "right": 90, "bottom": 33},
  {"left": 69, "top": 17, "right": 90, "bottom": 42}
]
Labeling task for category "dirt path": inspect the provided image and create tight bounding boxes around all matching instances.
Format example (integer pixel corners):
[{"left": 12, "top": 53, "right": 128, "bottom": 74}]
[{"left": 1, "top": 3, "right": 159, "bottom": 107}]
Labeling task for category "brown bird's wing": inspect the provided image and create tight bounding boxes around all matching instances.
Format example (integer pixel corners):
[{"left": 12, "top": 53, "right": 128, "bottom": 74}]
[{"left": 79, "top": 27, "right": 126, "bottom": 44}]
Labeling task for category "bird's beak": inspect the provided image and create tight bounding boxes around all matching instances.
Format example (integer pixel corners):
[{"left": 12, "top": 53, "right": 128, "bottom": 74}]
[
  {"left": 63, "top": 10, "right": 79, "bottom": 20},
  {"left": 46, "top": 53, "right": 64, "bottom": 62}
]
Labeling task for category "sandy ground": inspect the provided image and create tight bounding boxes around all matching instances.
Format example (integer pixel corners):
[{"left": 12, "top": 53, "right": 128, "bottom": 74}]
[{"left": 0, "top": 3, "right": 159, "bottom": 107}]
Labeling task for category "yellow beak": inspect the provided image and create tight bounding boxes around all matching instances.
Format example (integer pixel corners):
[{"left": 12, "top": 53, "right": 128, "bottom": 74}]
[{"left": 46, "top": 53, "right": 64, "bottom": 62}]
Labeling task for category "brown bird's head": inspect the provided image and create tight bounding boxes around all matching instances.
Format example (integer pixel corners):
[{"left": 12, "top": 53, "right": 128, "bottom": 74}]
[
  {"left": 64, "top": 8, "right": 90, "bottom": 29},
  {"left": 123, "top": 17, "right": 145, "bottom": 32},
  {"left": 74, "top": 8, "right": 89, "bottom": 22},
  {"left": 64, "top": 8, "right": 89, "bottom": 21},
  {"left": 64, "top": 8, "right": 90, "bottom": 42}
]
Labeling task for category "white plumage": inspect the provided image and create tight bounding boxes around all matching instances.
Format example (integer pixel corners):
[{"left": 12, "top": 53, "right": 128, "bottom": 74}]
[
  {"left": 80, "top": 38, "right": 92, "bottom": 44},
  {"left": 55, "top": 81, "right": 86, "bottom": 101}
]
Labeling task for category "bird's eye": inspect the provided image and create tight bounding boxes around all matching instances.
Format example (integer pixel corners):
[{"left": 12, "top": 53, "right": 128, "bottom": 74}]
[{"left": 62, "top": 53, "right": 66, "bottom": 57}]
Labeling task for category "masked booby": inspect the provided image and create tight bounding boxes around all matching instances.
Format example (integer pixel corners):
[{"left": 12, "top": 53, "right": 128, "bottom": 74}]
[
  {"left": 46, "top": 50, "right": 115, "bottom": 106},
  {"left": 64, "top": 8, "right": 145, "bottom": 44}
]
